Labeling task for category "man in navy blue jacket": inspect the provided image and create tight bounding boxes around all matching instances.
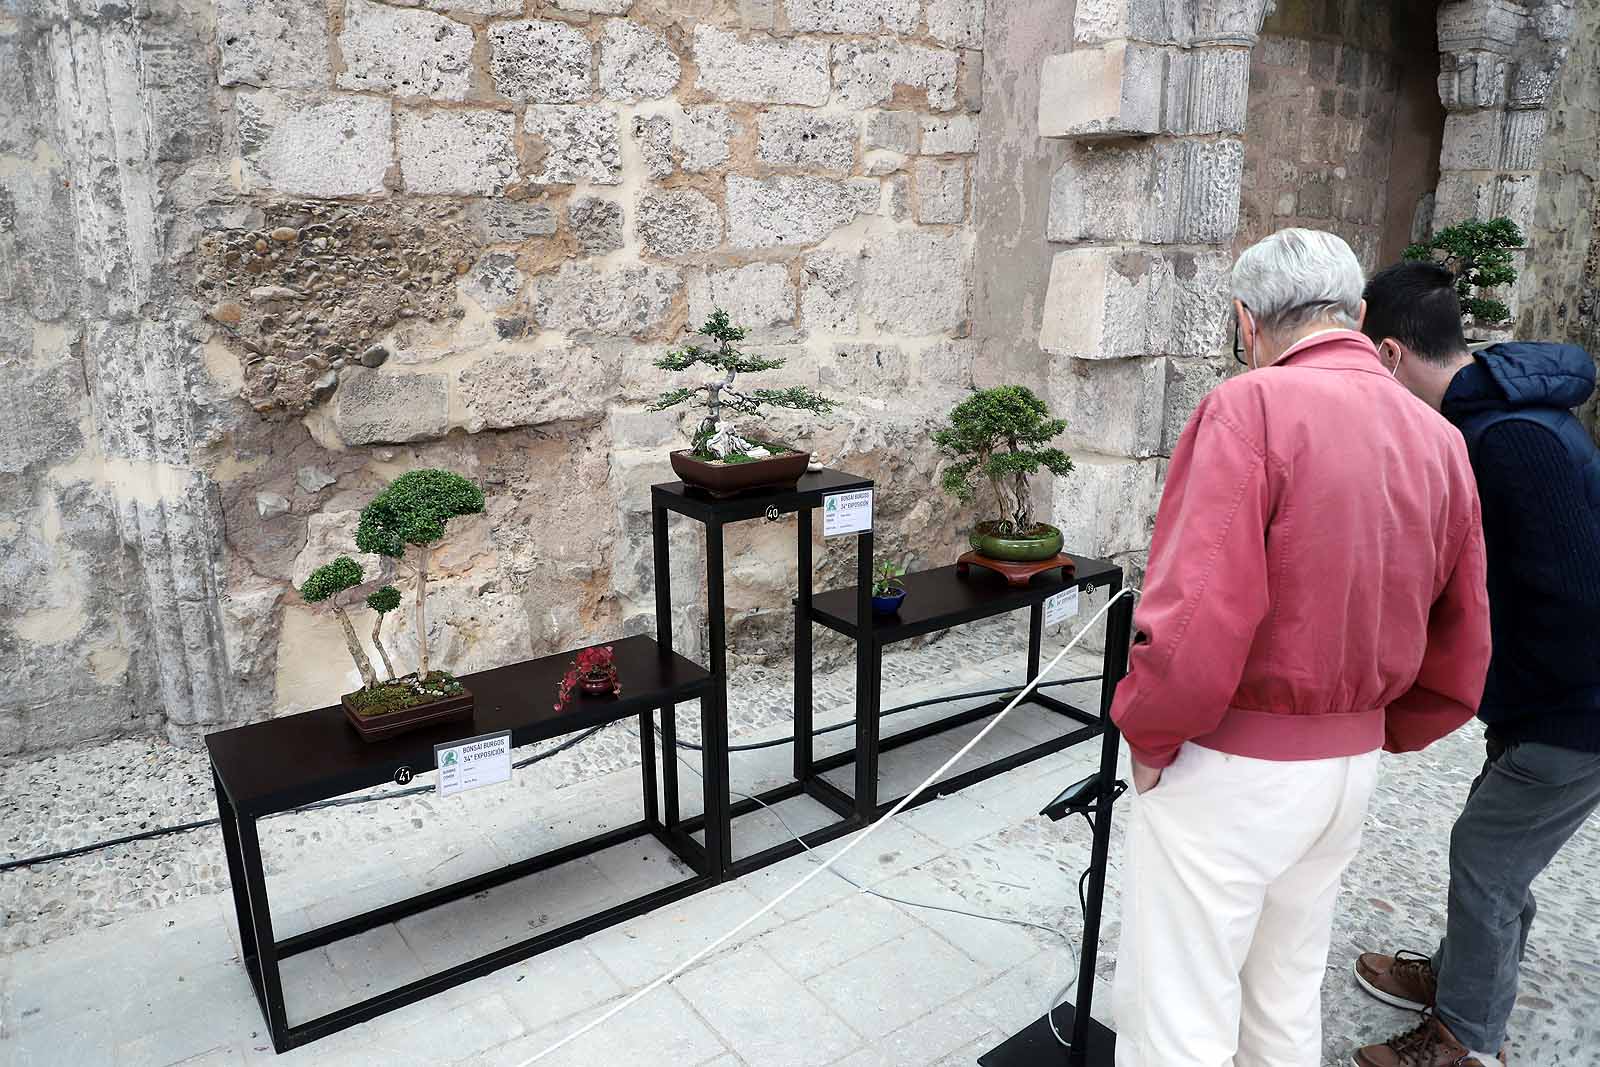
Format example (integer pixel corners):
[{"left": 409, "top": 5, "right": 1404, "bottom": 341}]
[{"left": 1348, "top": 260, "right": 1600, "bottom": 1067}]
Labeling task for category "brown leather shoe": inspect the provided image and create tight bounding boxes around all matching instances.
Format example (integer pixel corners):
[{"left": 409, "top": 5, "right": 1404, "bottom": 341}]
[
  {"left": 1353, "top": 1014, "right": 1506, "bottom": 1066},
  {"left": 1354, "top": 949, "right": 1438, "bottom": 1011}
]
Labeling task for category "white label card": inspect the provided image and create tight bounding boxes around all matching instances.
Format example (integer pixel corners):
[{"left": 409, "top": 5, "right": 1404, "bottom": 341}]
[
  {"left": 822, "top": 489, "right": 873, "bottom": 538},
  {"left": 435, "top": 730, "right": 512, "bottom": 798},
  {"left": 1043, "top": 586, "right": 1080, "bottom": 628}
]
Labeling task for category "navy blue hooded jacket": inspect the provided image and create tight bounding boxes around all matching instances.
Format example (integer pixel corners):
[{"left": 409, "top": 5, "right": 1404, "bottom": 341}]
[{"left": 1442, "top": 341, "right": 1600, "bottom": 752}]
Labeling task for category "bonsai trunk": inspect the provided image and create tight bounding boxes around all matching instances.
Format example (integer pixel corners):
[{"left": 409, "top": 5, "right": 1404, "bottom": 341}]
[
  {"left": 331, "top": 602, "right": 378, "bottom": 689},
  {"left": 1011, "top": 470, "right": 1033, "bottom": 531},
  {"left": 371, "top": 614, "right": 396, "bottom": 681},
  {"left": 415, "top": 545, "right": 431, "bottom": 681}
]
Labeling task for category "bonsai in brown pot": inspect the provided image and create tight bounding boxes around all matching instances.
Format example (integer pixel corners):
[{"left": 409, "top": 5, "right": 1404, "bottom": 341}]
[{"left": 650, "top": 308, "right": 836, "bottom": 497}]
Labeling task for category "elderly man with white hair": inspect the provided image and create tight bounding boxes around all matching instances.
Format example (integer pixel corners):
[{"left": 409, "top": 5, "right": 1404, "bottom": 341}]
[{"left": 1107, "top": 228, "right": 1492, "bottom": 1066}]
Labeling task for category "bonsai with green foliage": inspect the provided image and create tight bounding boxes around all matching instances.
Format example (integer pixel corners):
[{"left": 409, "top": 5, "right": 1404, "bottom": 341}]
[
  {"left": 356, "top": 469, "right": 485, "bottom": 684},
  {"left": 1404, "top": 216, "right": 1523, "bottom": 328},
  {"left": 649, "top": 308, "right": 835, "bottom": 461},
  {"left": 872, "top": 560, "right": 906, "bottom": 598},
  {"left": 300, "top": 555, "right": 378, "bottom": 690},
  {"left": 366, "top": 585, "right": 401, "bottom": 681},
  {"left": 934, "top": 386, "right": 1074, "bottom": 537}
]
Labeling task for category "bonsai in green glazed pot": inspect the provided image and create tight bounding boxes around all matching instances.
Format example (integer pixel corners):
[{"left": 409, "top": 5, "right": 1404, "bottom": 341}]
[{"left": 934, "top": 386, "right": 1074, "bottom": 563}]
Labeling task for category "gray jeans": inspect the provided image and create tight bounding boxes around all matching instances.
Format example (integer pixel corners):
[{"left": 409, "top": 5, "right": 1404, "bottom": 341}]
[{"left": 1432, "top": 736, "right": 1600, "bottom": 1051}]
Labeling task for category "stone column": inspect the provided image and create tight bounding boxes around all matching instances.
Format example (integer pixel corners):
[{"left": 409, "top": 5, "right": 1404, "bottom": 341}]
[{"left": 1035, "top": 0, "right": 1269, "bottom": 594}]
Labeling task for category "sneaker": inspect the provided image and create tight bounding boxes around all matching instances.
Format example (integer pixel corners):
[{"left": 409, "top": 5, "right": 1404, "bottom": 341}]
[
  {"left": 1353, "top": 1014, "right": 1507, "bottom": 1067},
  {"left": 1355, "top": 949, "right": 1438, "bottom": 1011}
]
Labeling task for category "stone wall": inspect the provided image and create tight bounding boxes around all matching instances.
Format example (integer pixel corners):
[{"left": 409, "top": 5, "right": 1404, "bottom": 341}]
[
  {"left": 1238, "top": 0, "right": 1445, "bottom": 268},
  {"left": 2, "top": 0, "right": 988, "bottom": 751}
]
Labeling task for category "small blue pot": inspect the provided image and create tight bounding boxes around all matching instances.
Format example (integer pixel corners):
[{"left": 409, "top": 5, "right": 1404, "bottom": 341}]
[{"left": 871, "top": 589, "right": 906, "bottom": 616}]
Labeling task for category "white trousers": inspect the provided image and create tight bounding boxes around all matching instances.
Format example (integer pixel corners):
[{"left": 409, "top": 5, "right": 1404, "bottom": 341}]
[{"left": 1112, "top": 743, "right": 1380, "bottom": 1067}]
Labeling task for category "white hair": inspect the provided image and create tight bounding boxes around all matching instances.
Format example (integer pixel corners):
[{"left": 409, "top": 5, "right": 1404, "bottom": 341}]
[{"left": 1230, "top": 227, "right": 1365, "bottom": 334}]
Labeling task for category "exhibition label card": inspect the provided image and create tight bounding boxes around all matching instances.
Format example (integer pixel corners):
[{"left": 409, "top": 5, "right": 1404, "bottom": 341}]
[
  {"left": 1043, "top": 586, "right": 1080, "bottom": 628},
  {"left": 823, "top": 489, "right": 873, "bottom": 537},
  {"left": 434, "top": 730, "right": 512, "bottom": 798}
]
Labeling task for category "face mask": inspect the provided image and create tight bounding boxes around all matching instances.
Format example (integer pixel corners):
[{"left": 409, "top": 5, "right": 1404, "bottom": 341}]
[{"left": 1382, "top": 342, "right": 1403, "bottom": 378}]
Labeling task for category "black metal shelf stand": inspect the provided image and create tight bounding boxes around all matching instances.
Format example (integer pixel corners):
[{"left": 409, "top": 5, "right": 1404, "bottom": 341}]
[
  {"left": 652, "top": 468, "right": 875, "bottom": 881},
  {"left": 205, "top": 635, "right": 716, "bottom": 1054}
]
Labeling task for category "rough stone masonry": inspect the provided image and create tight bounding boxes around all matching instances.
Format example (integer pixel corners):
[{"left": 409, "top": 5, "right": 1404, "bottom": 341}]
[{"left": 0, "top": 0, "right": 1595, "bottom": 754}]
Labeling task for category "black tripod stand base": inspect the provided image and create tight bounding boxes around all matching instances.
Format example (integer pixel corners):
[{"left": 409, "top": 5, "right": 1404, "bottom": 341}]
[{"left": 977, "top": 1006, "right": 1116, "bottom": 1066}]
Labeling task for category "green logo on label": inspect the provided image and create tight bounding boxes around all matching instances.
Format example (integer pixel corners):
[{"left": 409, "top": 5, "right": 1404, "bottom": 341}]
[{"left": 442, "top": 751, "right": 458, "bottom": 767}]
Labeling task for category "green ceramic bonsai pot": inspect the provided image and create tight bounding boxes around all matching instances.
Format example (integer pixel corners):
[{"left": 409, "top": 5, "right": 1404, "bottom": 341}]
[{"left": 969, "top": 521, "right": 1064, "bottom": 562}]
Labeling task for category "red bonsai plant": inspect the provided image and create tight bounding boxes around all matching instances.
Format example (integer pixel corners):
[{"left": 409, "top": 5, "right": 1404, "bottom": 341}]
[{"left": 555, "top": 645, "right": 621, "bottom": 710}]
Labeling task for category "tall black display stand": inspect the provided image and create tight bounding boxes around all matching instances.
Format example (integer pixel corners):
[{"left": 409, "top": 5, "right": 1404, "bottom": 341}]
[
  {"left": 979, "top": 588, "right": 1135, "bottom": 1067},
  {"left": 652, "top": 468, "right": 875, "bottom": 879}
]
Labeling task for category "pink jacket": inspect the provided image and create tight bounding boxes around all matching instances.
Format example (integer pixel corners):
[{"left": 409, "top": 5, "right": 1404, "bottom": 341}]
[{"left": 1110, "top": 330, "right": 1491, "bottom": 768}]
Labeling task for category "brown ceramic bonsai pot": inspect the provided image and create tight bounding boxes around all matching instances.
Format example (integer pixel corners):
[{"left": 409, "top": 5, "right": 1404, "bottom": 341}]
[
  {"left": 341, "top": 686, "right": 474, "bottom": 743},
  {"left": 670, "top": 449, "right": 811, "bottom": 497},
  {"left": 579, "top": 668, "right": 618, "bottom": 695}
]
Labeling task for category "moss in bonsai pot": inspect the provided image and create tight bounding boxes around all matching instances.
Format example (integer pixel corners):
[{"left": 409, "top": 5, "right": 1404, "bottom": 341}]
[
  {"left": 934, "top": 385, "right": 1074, "bottom": 561},
  {"left": 650, "top": 309, "right": 836, "bottom": 486}
]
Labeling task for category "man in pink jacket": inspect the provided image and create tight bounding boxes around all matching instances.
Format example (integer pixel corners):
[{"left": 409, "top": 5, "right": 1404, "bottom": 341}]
[{"left": 1108, "top": 228, "right": 1492, "bottom": 1067}]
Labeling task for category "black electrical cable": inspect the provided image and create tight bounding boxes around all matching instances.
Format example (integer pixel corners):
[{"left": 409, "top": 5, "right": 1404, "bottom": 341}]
[{"left": 0, "top": 672, "right": 1103, "bottom": 873}]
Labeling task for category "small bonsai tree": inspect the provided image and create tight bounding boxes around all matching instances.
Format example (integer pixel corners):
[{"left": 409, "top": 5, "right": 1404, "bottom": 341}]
[
  {"left": 934, "top": 386, "right": 1074, "bottom": 535},
  {"left": 872, "top": 560, "right": 906, "bottom": 597},
  {"left": 356, "top": 469, "right": 486, "bottom": 683},
  {"left": 649, "top": 308, "right": 835, "bottom": 460},
  {"left": 300, "top": 556, "right": 378, "bottom": 689},
  {"left": 1404, "top": 216, "right": 1523, "bottom": 328},
  {"left": 366, "top": 585, "right": 401, "bottom": 681}
]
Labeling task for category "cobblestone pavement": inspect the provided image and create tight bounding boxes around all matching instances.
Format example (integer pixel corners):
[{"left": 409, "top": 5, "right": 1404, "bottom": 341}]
[{"left": 2, "top": 615, "right": 1596, "bottom": 1066}]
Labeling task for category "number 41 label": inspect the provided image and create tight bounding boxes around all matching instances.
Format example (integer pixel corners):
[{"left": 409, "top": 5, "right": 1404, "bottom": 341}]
[{"left": 1043, "top": 586, "right": 1080, "bottom": 628}]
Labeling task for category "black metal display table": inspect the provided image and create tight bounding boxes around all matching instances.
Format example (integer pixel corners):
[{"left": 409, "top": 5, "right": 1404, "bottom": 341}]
[
  {"left": 205, "top": 634, "right": 714, "bottom": 1053},
  {"left": 653, "top": 468, "right": 875, "bottom": 880}
]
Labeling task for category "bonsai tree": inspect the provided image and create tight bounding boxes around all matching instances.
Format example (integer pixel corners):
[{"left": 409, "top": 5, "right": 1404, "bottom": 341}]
[
  {"left": 300, "top": 556, "right": 378, "bottom": 689},
  {"left": 649, "top": 308, "right": 835, "bottom": 460},
  {"left": 934, "top": 385, "right": 1074, "bottom": 535},
  {"left": 872, "top": 560, "right": 906, "bottom": 598},
  {"left": 1404, "top": 216, "right": 1523, "bottom": 328},
  {"left": 366, "top": 585, "right": 401, "bottom": 681},
  {"left": 355, "top": 469, "right": 486, "bottom": 683}
]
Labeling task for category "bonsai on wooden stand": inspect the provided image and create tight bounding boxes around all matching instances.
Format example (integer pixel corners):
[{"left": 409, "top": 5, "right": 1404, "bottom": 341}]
[
  {"left": 651, "top": 308, "right": 836, "bottom": 496},
  {"left": 934, "top": 385, "right": 1078, "bottom": 587}
]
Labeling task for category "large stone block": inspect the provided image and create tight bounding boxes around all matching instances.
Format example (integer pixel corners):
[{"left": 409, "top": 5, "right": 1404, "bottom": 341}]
[
  {"left": 1038, "top": 42, "right": 1163, "bottom": 139},
  {"left": 865, "top": 109, "right": 920, "bottom": 153},
  {"left": 833, "top": 41, "right": 960, "bottom": 111},
  {"left": 1073, "top": 0, "right": 1176, "bottom": 44},
  {"left": 600, "top": 19, "right": 681, "bottom": 101},
  {"left": 757, "top": 109, "right": 858, "bottom": 172},
  {"left": 216, "top": 0, "right": 331, "bottom": 89},
  {"left": 397, "top": 109, "right": 518, "bottom": 195},
  {"left": 527, "top": 105, "right": 622, "bottom": 185},
  {"left": 637, "top": 190, "right": 724, "bottom": 257},
  {"left": 913, "top": 338, "right": 977, "bottom": 390},
  {"left": 820, "top": 341, "right": 908, "bottom": 389},
  {"left": 926, "top": 0, "right": 983, "bottom": 47},
  {"left": 1162, "top": 355, "right": 1230, "bottom": 452},
  {"left": 489, "top": 19, "right": 594, "bottom": 104},
  {"left": 1500, "top": 108, "right": 1547, "bottom": 171},
  {"left": 290, "top": 511, "right": 386, "bottom": 590},
  {"left": 725, "top": 175, "right": 858, "bottom": 248},
  {"left": 860, "top": 230, "right": 969, "bottom": 333},
  {"left": 920, "top": 113, "right": 978, "bottom": 154},
  {"left": 1163, "top": 46, "right": 1250, "bottom": 135},
  {"left": 694, "top": 27, "right": 830, "bottom": 106},
  {"left": 237, "top": 91, "right": 391, "bottom": 196},
  {"left": 531, "top": 263, "right": 683, "bottom": 337},
  {"left": 1050, "top": 355, "right": 1166, "bottom": 458},
  {"left": 337, "top": 0, "right": 474, "bottom": 100},
  {"left": 0, "top": 357, "right": 86, "bottom": 475},
  {"left": 569, "top": 196, "right": 624, "bottom": 253},
  {"left": 802, "top": 250, "right": 861, "bottom": 334},
  {"left": 457, "top": 346, "right": 613, "bottom": 431},
  {"left": 334, "top": 368, "right": 449, "bottom": 444},
  {"left": 1437, "top": 0, "right": 1526, "bottom": 53},
  {"left": 1042, "top": 247, "right": 1230, "bottom": 359},
  {"left": 1440, "top": 109, "right": 1503, "bottom": 170},
  {"left": 471, "top": 200, "right": 559, "bottom": 244},
  {"left": 1438, "top": 51, "right": 1507, "bottom": 111},
  {"left": 688, "top": 263, "right": 797, "bottom": 337},
  {"left": 914, "top": 158, "right": 966, "bottom": 223},
  {"left": 1052, "top": 454, "right": 1161, "bottom": 558},
  {"left": 458, "top": 252, "right": 525, "bottom": 311},
  {"left": 784, "top": 0, "right": 918, "bottom": 34}
]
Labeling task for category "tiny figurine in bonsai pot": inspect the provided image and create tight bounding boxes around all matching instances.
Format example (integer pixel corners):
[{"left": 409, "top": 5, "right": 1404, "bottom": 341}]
[
  {"left": 1404, "top": 216, "right": 1522, "bottom": 337},
  {"left": 317, "top": 468, "right": 486, "bottom": 741},
  {"left": 935, "top": 386, "right": 1076, "bottom": 585},
  {"left": 650, "top": 308, "right": 836, "bottom": 496},
  {"left": 871, "top": 560, "right": 907, "bottom": 616},
  {"left": 555, "top": 645, "right": 621, "bottom": 711}
]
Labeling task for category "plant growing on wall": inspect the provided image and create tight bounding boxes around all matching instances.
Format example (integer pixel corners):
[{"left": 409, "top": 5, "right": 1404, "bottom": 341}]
[
  {"left": 355, "top": 469, "right": 486, "bottom": 684},
  {"left": 366, "top": 585, "right": 401, "bottom": 682},
  {"left": 649, "top": 308, "right": 836, "bottom": 461},
  {"left": 1404, "top": 216, "right": 1523, "bottom": 328},
  {"left": 935, "top": 386, "right": 1074, "bottom": 537},
  {"left": 300, "top": 556, "right": 378, "bottom": 690}
]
